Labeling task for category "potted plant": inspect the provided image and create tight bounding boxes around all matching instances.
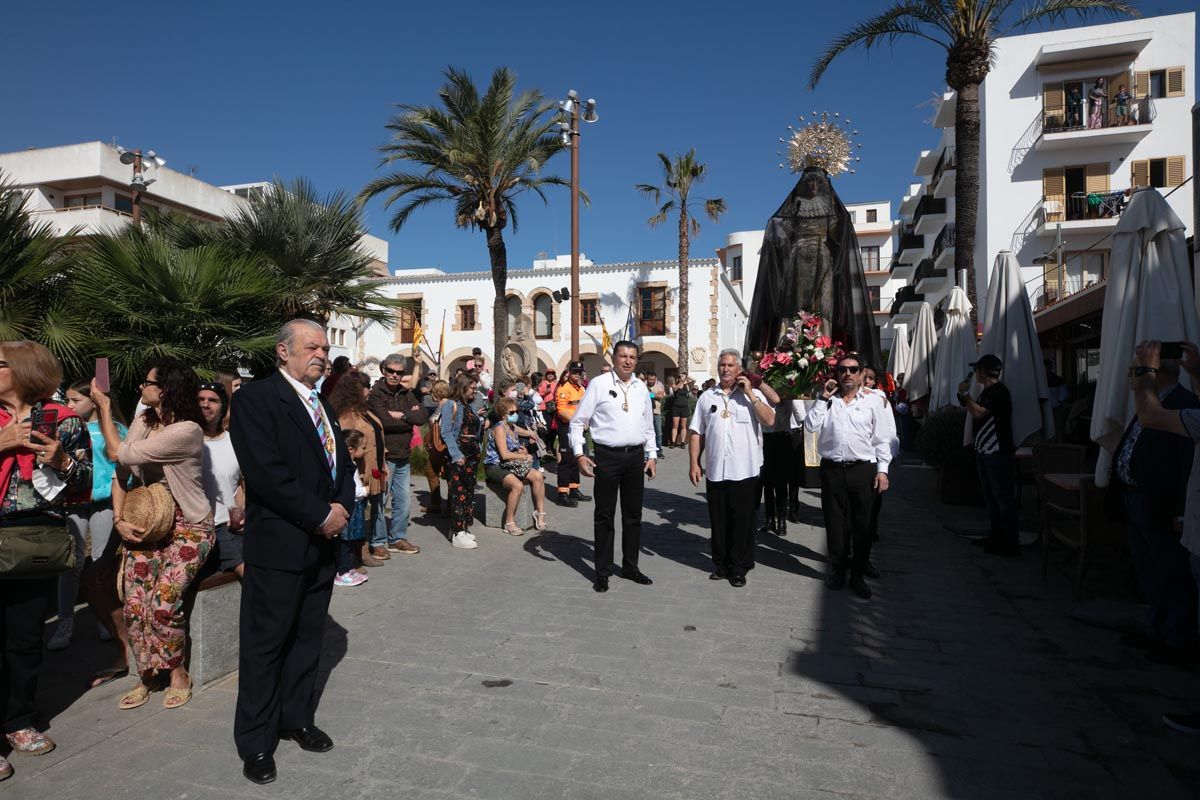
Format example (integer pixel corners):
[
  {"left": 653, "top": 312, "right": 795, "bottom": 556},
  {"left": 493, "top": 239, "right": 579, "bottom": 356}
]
[{"left": 916, "top": 406, "right": 982, "bottom": 506}]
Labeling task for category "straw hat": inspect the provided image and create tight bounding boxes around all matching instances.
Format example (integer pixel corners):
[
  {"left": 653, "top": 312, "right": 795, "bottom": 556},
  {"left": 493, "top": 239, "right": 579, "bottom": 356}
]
[{"left": 123, "top": 482, "right": 175, "bottom": 543}]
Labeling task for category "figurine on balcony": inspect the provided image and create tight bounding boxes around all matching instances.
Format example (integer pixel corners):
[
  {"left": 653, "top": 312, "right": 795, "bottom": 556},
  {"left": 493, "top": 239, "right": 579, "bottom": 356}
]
[
  {"left": 1114, "top": 84, "right": 1131, "bottom": 126},
  {"left": 744, "top": 112, "right": 881, "bottom": 372},
  {"left": 1088, "top": 77, "right": 1108, "bottom": 129}
]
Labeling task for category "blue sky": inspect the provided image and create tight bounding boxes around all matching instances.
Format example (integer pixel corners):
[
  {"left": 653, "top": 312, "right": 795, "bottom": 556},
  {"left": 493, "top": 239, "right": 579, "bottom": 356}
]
[{"left": 3, "top": 1, "right": 1194, "bottom": 272}]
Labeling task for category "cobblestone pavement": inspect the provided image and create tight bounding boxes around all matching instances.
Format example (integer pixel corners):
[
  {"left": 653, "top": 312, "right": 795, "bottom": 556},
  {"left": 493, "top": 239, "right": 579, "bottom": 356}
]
[{"left": 9, "top": 454, "right": 1200, "bottom": 799}]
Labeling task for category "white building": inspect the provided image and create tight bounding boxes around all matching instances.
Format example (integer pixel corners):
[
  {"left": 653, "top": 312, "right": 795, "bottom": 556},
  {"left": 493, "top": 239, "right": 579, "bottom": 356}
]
[{"left": 884, "top": 11, "right": 1194, "bottom": 384}]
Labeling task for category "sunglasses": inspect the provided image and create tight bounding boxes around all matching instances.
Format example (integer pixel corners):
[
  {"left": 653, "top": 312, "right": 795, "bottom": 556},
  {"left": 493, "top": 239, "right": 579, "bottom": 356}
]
[
  {"left": 383, "top": 367, "right": 405, "bottom": 376},
  {"left": 835, "top": 366, "right": 862, "bottom": 375},
  {"left": 138, "top": 380, "right": 160, "bottom": 389}
]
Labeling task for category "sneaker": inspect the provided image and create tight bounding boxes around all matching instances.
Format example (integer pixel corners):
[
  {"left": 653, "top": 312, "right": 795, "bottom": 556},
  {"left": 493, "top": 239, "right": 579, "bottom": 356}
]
[
  {"left": 388, "top": 540, "right": 421, "bottom": 554},
  {"left": 351, "top": 569, "right": 369, "bottom": 582},
  {"left": 464, "top": 531, "right": 477, "bottom": 541},
  {"left": 451, "top": 531, "right": 478, "bottom": 549},
  {"left": 371, "top": 546, "right": 391, "bottom": 560},
  {"left": 334, "top": 572, "right": 367, "bottom": 588},
  {"left": 1163, "top": 712, "right": 1200, "bottom": 735},
  {"left": 47, "top": 619, "right": 73, "bottom": 651}
]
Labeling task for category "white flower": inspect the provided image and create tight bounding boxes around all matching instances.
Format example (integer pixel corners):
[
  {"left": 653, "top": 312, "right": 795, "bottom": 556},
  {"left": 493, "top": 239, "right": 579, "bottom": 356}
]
[
  {"left": 797, "top": 358, "right": 809, "bottom": 369},
  {"left": 813, "top": 349, "right": 824, "bottom": 360}
]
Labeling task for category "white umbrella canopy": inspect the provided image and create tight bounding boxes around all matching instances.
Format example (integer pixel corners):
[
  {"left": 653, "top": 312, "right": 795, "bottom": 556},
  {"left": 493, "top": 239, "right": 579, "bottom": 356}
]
[
  {"left": 887, "top": 323, "right": 911, "bottom": 385},
  {"left": 906, "top": 302, "right": 938, "bottom": 402},
  {"left": 1090, "top": 188, "right": 1200, "bottom": 486},
  {"left": 930, "top": 286, "right": 977, "bottom": 410},
  {"left": 975, "top": 250, "right": 1053, "bottom": 446}
]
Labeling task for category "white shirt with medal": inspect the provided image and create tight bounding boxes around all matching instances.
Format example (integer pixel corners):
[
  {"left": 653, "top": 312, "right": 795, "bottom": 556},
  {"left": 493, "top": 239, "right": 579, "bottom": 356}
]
[
  {"left": 689, "top": 385, "right": 768, "bottom": 482},
  {"left": 569, "top": 371, "right": 657, "bottom": 459}
]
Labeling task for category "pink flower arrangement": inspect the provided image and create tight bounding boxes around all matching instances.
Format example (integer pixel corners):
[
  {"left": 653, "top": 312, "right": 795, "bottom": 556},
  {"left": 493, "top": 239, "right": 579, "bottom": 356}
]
[{"left": 760, "top": 312, "right": 846, "bottom": 398}]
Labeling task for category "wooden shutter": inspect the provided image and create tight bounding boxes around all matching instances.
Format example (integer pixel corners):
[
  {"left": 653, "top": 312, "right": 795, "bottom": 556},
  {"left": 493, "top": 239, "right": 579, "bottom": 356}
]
[
  {"left": 1130, "top": 159, "right": 1150, "bottom": 188},
  {"left": 1043, "top": 167, "right": 1065, "bottom": 221},
  {"left": 1085, "top": 162, "right": 1109, "bottom": 194},
  {"left": 1134, "top": 70, "right": 1150, "bottom": 98},
  {"left": 1043, "top": 83, "right": 1064, "bottom": 128},
  {"left": 1166, "top": 156, "right": 1185, "bottom": 187},
  {"left": 1166, "top": 67, "right": 1185, "bottom": 98}
]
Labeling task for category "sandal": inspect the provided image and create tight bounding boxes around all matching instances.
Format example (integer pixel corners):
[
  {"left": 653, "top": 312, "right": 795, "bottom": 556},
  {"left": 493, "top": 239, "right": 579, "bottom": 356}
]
[
  {"left": 532, "top": 511, "right": 548, "bottom": 531},
  {"left": 90, "top": 666, "right": 129, "bottom": 689},
  {"left": 5, "top": 728, "right": 55, "bottom": 756},
  {"left": 502, "top": 522, "right": 525, "bottom": 537},
  {"left": 163, "top": 682, "right": 192, "bottom": 710},
  {"left": 119, "top": 684, "right": 152, "bottom": 710}
]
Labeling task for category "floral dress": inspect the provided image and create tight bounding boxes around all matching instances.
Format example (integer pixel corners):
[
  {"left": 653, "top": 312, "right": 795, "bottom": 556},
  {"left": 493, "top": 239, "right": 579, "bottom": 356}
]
[{"left": 446, "top": 404, "right": 481, "bottom": 531}]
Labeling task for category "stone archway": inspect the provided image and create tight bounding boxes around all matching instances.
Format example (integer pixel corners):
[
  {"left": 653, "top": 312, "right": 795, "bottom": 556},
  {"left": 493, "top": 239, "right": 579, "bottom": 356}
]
[
  {"left": 441, "top": 347, "right": 491, "bottom": 380},
  {"left": 638, "top": 343, "right": 682, "bottom": 381}
]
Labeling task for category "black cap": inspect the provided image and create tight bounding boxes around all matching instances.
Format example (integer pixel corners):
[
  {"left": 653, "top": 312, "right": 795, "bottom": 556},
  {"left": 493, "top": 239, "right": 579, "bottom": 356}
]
[
  {"left": 568, "top": 360, "right": 585, "bottom": 373},
  {"left": 970, "top": 354, "right": 1003, "bottom": 374}
]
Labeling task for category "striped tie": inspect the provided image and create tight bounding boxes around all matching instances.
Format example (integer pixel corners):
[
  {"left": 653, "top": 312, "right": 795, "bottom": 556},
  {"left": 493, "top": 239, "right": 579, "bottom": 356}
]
[{"left": 308, "top": 390, "right": 336, "bottom": 478}]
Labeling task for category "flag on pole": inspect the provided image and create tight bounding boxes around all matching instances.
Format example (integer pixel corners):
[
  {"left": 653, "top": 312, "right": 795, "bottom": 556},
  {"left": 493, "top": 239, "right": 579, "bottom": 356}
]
[
  {"left": 600, "top": 314, "right": 612, "bottom": 356},
  {"left": 624, "top": 296, "right": 637, "bottom": 341},
  {"left": 438, "top": 310, "right": 446, "bottom": 366},
  {"left": 411, "top": 318, "right": 424, "bottom": 358}
]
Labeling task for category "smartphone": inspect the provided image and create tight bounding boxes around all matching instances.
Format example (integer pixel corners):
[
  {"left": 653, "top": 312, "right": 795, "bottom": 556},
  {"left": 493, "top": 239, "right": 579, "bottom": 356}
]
[
  {"left": 1161, "top": 341, "right": 1184, "bottom": 360},
  {"left": 94, "top": 357, "right": 110, "bottom": 393},
  {"left": 30, "top": 406, "right": 59, "bottom": 440}
]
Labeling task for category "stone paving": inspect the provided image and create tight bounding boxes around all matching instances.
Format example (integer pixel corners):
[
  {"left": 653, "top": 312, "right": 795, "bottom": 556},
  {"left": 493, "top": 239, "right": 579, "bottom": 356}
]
[{"left": 9, "top": 453, "right": 1200, "bottom": 799}]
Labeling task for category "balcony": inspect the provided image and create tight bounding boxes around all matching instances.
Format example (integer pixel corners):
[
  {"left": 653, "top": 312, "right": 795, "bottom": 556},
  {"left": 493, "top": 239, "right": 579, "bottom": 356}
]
[
  {"left": 1036, "top": 94, "right": 1155, "bottom": 152},
  {"left": 28, "top": 203, "right": 132, "bottom": 235},
  {"left": 913, "top": 195, "right": 947, "bottom": 235},
  {"left": 932, "top": 222, "right": 956, "bottom": 268},
  {"left": 1033, "top": 30, "right": 1151, "bottom": 68},
  {"left": 933, "top": 91, "right": 956, "bottom": 128},
  {"left": 1035, "top": 192, "right": 1126, "bottom": 237},
  {"left": 914, "top": 149, "right": 938, "bottom": 177},
  {"left": 889, "top": 285, "right": 924, "bottom": 317},
  {"left": 898, "top": 229, "right": 925, "bottom": 263},
  {"left": 931, "top": 147, "right": 956, "bottom": 199},
  {"left": 914, "top": 257, "right": 950, "bottom": 301}
]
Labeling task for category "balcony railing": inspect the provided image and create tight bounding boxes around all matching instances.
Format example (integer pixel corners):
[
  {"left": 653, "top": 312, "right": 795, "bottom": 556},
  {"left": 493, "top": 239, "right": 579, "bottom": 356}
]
[
  {"left": 913, "top": 258, "right": 943, "bottom": 285},
  {"left": 1042, "top": 93, "right": 1156, "bottom": 134},
  {"left": 932, "top": 147, "right": 956, "bottom": 189},
  {"left": 889, "top": 286, "right": 923, "bottom": 316},
  {"left": 899, "top": 231, "right": 924, "bottom": 253},
  {"left": 912, "top": 195, "right": 947, "bottom": 227},
  {"left": 931, "top": 223, "right": 956, "bottom": 263},
  {"left": 1041, "top": 191, "right": 1127, "bottom": 225}
]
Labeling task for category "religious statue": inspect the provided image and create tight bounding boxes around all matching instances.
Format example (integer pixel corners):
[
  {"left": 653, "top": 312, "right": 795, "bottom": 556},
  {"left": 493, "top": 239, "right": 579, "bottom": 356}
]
[
  {"left": 502, "top": 312, "right": 536, "bottom": 381},
  {"left": 744, "top": 112, "right": 881, "bottom": 372}
]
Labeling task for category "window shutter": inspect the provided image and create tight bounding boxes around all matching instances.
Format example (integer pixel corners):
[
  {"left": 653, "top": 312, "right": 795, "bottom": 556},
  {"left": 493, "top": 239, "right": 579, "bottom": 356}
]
[
  {"left": 1130, "top": 160, "right": 1150, "bottom": 188},
  {"left": 1043, "top": 168, "right": 1065, "bottom": 221},
  {"left": 1134, "top": 70, "right": 1150, "bottom": 98},
  {"left": 1166, "top": 67, "right": 1185, "bottom": 98},
  {"left": 1043, "top": 83, "right": 1064, "bottom": 127},
  {"left": 1085, "top": 163, "right": 1109, "bottom": 194},
  {"left": 1166, "top": 156, "right": 1185, "bottom": 187}
]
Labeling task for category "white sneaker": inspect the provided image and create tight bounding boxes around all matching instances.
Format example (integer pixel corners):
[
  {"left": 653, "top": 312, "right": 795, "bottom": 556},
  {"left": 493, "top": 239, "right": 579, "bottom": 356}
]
[
  {"left": 451, "top": 531, "right": 478, "bottom": 549},
  {"left": 47, "top": 619, "right": 73, "bottom": 651},
  {"left": 465, "top": 531, "right": 477, "bottom": 541}
]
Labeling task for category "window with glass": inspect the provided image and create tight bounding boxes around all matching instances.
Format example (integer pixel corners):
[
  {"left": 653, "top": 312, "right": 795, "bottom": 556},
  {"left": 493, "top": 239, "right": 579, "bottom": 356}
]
[
  {"left": 534, "top": 294, "right": 553, "bottom": 339},
  {"left": 867, "top": 286, "right": 881, "bottom": 309},
  {"left": 459, "top": 303, "right": 476, "bottom": 330},
  {"left": 866, "top": 209, "right": 878, "bottom": 223},
  {"left": 113, "top": 194, "right": 134, "bottom": 213},
  {"left": 729, "top": 255, "right": 743, "bottom": 282},
  {"left": 506, "top": 295, "right": 522, "bottom": 336},
  {"left": 64, "top": 193, "right": 101, "bottom": 208},
  {"left": 860, "top": 246, "right": 881, "bottom": 270},
  {"left": 580, "top": 298, "right": 599, "bottom": 326},
  {"left": 399, "top": 301, "right": 422, "bottom": 344},
  {"left": 637, "top": 287, "right": 666, "bottom": 336}
]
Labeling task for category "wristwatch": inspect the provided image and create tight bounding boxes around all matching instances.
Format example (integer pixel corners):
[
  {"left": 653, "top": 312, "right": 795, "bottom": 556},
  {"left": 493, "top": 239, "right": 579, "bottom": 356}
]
[{"left": 1132, "top": 366, "right": 1159, "bottom": 377}]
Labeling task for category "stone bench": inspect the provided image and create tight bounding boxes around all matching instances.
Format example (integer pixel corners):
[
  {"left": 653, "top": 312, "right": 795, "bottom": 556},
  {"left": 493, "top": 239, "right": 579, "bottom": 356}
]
[
  {"left": 475, "top": 478, "right": 534, "bottom": 531},
  {"left": 185, "top": 571, "right": 241, "bottom": 687}
]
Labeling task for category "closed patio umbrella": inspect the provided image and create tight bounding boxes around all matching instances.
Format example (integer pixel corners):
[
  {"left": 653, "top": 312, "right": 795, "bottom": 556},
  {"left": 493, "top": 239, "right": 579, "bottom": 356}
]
[
  {"left": 1090, "top": 188, "right": 1200, "bottom": 486},
  {"left": 974, "top": 250, "right": 1053, "bottom": 447},
  {"left": 887, "top": 323, "right": 911, "bottom": 386},
  {"left": 906, "top": 302, "right": 938, "bottom": 402},
  {"left": 930, "top": 286, "right": 976, "bottom": 410}
]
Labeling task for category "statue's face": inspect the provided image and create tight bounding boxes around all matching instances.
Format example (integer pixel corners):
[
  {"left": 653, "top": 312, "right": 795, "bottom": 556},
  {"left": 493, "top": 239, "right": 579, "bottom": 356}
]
[{"left": 798, "top": 172, "right": 823, "bottom": 199}]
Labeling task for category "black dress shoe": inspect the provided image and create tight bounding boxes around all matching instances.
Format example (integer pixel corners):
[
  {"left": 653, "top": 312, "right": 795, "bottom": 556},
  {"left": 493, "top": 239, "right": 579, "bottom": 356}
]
[
  {"left": 826, "top": 571, "right": 846, "bottom": 590},
  {"left": 757, "top": 516, "right": 775, "bottom": 534},
  {"left": 729, "top": 575, "right": 747, "bottom": 588},
  {"left": 279, "top": 725, "right": 334, "bottom": 752},
  {"left": 774, "top": 518, "right": 787, "bottom": 537},
  {"left": 593, "top": 575, "right": 609, "bottom": 593},
  {"left": 242, "top": 753, "right": 277, "bottom": 785},
  {"left": 709, "top": 568, "right": 727, "bottom": 581},
  {"left": 558, "top": 493, "right": 578, "bottom": 508},
  {"left": 861, "top": 561, "right": 881, "bottom": 580},
  {"left": 624, "top": 569, "right": 653, "bottom": 585},
  {"left": 570, "top": 489, "right": 592, "bottom": 502},
  {"left": 849, "top": 575, "right": 872, "bottom": 600},
  {"left": 787, "top": 505, "right": 801, "bottom": 524}
]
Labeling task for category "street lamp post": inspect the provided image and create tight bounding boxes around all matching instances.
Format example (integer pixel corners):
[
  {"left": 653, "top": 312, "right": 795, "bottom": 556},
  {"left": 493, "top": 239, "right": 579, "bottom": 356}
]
[
  {"left": 558, "top": 90, "right": 598, "bottom": 360},
  {"left": 117, "top": 146, "right": 165, "bottom": 226}
]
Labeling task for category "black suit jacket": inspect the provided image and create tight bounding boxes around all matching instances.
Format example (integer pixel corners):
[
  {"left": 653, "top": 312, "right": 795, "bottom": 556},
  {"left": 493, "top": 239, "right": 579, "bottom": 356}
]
[
  {"left": 230, "top": 370, "right": 357, "bottom": 571},
  {"left": 1112, "top": 384, "right": 1199, "bottom": 524}
]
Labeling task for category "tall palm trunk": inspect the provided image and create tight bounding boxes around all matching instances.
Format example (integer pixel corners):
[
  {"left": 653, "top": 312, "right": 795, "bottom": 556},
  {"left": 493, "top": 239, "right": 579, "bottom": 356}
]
[
  {"left": 486, "top": 225, "right": 508, "bottom": 376},
  {"left": 676, "top": 209, "right": 690, "bottom": 378},
  {"left": 952, "top": 81, "right": 982, "bottom": 332}
]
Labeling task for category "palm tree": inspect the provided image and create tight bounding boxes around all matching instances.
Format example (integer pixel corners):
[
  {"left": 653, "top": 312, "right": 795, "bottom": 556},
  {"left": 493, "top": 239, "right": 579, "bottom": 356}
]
[
  {"left": 810, "top": 0, "right": 1137, "bottom": 326},
  {"left": 0, "top": 173, "right": 86, "bottom": 364},
  {"left": 636, "top": 150, "right": 726, "bottom": 378},
  {"left": 359, "top": 66, "right": 568, "bottom": 372},
  {"left": 223, "top": 177, "right": 398, "bottom": 325}
]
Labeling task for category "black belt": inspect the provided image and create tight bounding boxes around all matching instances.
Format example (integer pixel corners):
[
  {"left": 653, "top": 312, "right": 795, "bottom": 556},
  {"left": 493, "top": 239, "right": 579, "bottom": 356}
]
[
  {"left": 820, "top": 459, "right": 873, "bottom": 467},
  {"left": 594, "top": 443, "right": 643, "bottom": 453}
]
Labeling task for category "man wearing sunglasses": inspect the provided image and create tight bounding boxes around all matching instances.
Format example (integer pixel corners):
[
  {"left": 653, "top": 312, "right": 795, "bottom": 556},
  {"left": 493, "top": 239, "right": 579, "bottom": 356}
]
[
  {"left": 803, "top": 354, "right": 894, "bottom": 600},
  {"left": 367, "top": 354, "right": 428, "bottom": 557}
]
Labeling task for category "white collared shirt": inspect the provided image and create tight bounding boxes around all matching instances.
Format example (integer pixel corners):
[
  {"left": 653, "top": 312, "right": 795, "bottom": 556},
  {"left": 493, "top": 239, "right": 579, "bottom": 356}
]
[
  {"left": 803, "top": 390, "right": 894, "bottom": 474},
  {"left": 689, "top": 386, "right": 768, "bottom": 482},
  {"left": 860, "top": 387, "right": 899, "bottom": 459},
  {"left": 569, "top": 371, "right": 657, "bottom": 459},
  {"left": 279, "top": 368, "right": 339, "bottom": 474}
]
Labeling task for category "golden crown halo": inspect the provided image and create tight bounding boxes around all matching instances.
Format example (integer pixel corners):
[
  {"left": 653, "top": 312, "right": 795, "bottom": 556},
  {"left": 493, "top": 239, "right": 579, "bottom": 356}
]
[{"left": 778, "top": 111, "right": 862, "bottom": 176}]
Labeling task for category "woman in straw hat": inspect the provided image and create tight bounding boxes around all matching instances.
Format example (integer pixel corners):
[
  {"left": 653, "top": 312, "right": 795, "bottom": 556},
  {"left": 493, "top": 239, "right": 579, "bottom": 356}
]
[{"left": 114, "top": 359, "right": 213, "bottom": 711}]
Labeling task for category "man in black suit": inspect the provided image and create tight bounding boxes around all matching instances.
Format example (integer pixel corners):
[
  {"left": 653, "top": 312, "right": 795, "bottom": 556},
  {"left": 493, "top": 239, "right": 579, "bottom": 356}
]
[
  {"left": 1113, "top": 358, "right": 1199, "bottom": 662},
  {"left": 230, "top": 320, "right": 356, "bottom": 784}
]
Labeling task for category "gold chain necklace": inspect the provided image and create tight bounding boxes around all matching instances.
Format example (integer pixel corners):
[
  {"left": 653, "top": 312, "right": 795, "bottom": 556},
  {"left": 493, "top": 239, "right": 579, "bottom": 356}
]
[{"left": 615, "top": 377, "right": 633, "bottom": 412}]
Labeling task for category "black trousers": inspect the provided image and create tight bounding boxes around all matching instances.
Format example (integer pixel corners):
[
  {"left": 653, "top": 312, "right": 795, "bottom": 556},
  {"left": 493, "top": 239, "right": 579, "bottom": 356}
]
[
  {"left": 819, "top": 460, "right": 876, "bottom": 575},
  {"left": 789, "top": 430, "right": 806, "bottom": 510},
  {"left": 558, "top": 443, "right": 580, "bottom": 494},
  {"left": 761, "top": 432, "right": 791, "bottom": 519},
  {"left": 0, "top": 577, "right": 51, "bottom": 734},
  {"left": 708, "top": 477, "right": 759, "bottom": 577},
  {"left": 234, "top": 556, "right": 335, "bottom": 757},
  {"left": 593, "top": 445, "right": 645, "bottom": 577}
]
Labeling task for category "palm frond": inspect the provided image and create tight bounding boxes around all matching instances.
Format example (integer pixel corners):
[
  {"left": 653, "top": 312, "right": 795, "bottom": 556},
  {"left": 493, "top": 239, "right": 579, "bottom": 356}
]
[
  {"left": 1005, "top": 0, "right": 1138, "bottom": 33},
  {"left": 809, "top": 1, "right": 953, "bottom": 88}
]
